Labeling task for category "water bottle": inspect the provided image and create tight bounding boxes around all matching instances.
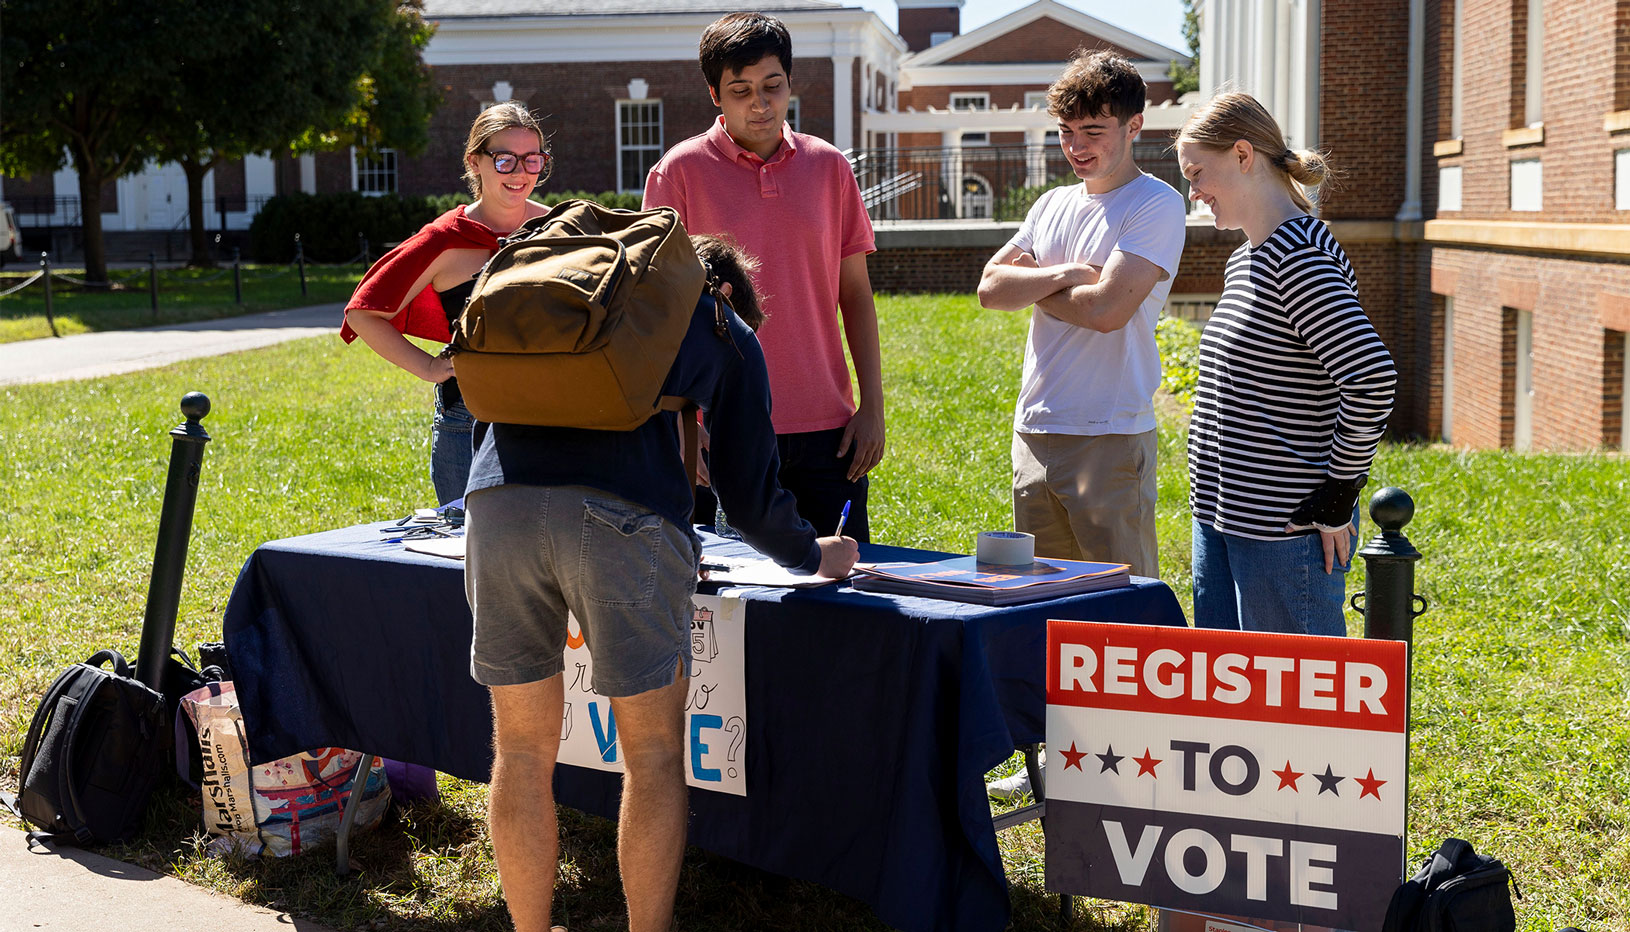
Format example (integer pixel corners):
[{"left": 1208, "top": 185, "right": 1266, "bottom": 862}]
[{"left": 714, "top": 501, "right": 741, "bottom": 539}]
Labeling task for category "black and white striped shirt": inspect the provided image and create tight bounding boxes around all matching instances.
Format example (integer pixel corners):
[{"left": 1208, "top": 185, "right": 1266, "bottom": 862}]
[{"left": 1187, "top": 215, "right": 1397, "bottom": 540}]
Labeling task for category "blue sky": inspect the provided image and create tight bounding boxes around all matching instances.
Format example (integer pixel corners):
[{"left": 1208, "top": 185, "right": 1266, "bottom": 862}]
[{"left": 848, "top": 0, "right": 1189, "bottom": 54}]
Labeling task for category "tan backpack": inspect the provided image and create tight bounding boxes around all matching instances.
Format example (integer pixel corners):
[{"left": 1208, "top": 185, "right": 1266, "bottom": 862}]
[{"left": 449, "top": 200, "right": 707, "bottom": 430}]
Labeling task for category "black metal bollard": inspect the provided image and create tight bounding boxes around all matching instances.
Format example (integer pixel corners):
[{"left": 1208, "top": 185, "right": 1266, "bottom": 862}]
[
  {"left": 136, "top": 392, "right": 213, "bottom": 692},
  {"left": 232, "top": 248, "right": 243, "bottom": 305},
  {"left": 358, "top": 232, "right": 369, "bottom": 266},
  {"left": 148, "top": 252, "right": 159, "bottom": 320},
  {"left": 41, "top": 252, "right": 59, "bottom": 338},
  {"left": 1353, "top": 487, "right": 1427, "bottom": 644},
  {"left": 295, "top": 234, "right": 307, "bottom": 297},
  {"left": 1352, "top": 486, "right": 1426, "bottom": 880}
]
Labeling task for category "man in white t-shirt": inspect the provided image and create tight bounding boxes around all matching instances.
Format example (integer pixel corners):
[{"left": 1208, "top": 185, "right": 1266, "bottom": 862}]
[{"left": 977, "top": 50, "right": 1186, "bottom": 579}]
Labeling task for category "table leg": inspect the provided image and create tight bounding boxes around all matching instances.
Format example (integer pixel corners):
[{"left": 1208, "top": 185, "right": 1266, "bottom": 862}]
[
  {"left": 1022, "top": 744, "right": 1074, "bottom": 926},
  {"left": 334, "top": 753, "right": 374, "bottom": 876}
]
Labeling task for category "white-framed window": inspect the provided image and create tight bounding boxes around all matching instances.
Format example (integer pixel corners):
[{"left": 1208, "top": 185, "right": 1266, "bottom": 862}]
[
  {"left": 1439, "top": 165, "right": 1463, "bottom": 212},
  {"left": 929, "top": 31, "right": 953, "bottom": 46},
  {"left": 617, "top": 100, "right": 663, "bottom": 194},
  {"left": 951, "top": 93, "right": 989, "bottom": 111},
  {"left": 1510, "top": 158, "right": 1542, "bottom": 211},
  {"left": 353, "top": 147, "right": 397, "bottom": 196},
  {"left": 961, "top": 131, "right": 990, "bottom": 147},
  {"left": 787, "top": 96, "right": 801, "bottom": 133},
  {"left": 1616, "top": 150, "right": 1630, "bottom": 210},
  {"left": 1514, "top": 308, "right": 1534, "bottom": 450},
  {"left": 1024, "top": 91, "right": 1047, "bottom": 109}
]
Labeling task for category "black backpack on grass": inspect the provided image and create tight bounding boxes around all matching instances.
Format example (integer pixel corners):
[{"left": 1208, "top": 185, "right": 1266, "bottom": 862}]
[
  {"left": 2, "top": 649, "right": 168, "bottom": 847},
  {"left": 1382, "top": 837, "right": 1520, "bottom": 932}
]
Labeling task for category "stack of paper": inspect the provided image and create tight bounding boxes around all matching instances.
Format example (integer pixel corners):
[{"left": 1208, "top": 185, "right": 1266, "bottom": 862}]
[{"left": 851, "top": 555, "right": 1130, "bottom": 605}]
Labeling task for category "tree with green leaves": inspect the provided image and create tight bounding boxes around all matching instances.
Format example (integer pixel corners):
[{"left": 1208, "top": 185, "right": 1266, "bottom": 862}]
[
  {"left": 1168, "top": 0, "right": 1201, "bottom": 97},
  {"left": 155, "top": 0, "right": 439, "bottom": 266},
  {"left": 0, "top": 2, "right": 199, "bottom": 282},
  {"left": 0, "top": 0, "right": 439, "bottom": 280}
]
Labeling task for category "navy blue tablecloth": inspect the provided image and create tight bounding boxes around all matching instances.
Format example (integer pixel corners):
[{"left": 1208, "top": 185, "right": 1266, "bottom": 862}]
[{"left": 223, "top": 524, "right": 1186, "bottom": 932}]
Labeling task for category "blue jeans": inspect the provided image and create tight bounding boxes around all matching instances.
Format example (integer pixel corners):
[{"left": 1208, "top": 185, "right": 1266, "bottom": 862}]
[
  {"left": 430, "top": 382, "right": 474, "bottom": 506},
  {"left": 1191, "top": 518, "right": 1355, "bottom": 636}
]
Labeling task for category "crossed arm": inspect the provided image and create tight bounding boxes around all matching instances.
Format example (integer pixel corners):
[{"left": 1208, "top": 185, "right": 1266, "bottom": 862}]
[{"left": 977, "top": 243, "right": 1166, "bottom": 334}]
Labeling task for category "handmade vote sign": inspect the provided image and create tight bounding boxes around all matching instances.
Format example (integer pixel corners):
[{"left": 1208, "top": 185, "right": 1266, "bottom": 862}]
[
  {"left": 1044, "top": 622, "right": 1408, "bottom": 930},
  {"left": 557, "top": 593, "right": 747, "bottom": 796}
]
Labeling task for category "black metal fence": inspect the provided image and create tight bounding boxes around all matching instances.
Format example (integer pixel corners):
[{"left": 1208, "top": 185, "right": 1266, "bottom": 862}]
[{"left": 850, "top": 142, "right": 1187, "bottom": 222}]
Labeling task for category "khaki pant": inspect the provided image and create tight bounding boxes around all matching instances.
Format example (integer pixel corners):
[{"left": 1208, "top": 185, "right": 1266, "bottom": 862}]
[{"left": 1011, "top": 430, "right": 1158, "bottom": 577}]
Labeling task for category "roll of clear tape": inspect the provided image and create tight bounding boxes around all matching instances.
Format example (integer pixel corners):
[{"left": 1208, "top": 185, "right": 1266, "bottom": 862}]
[{"left": 976, "top": 531, "right": 1035, "bottom": 565}]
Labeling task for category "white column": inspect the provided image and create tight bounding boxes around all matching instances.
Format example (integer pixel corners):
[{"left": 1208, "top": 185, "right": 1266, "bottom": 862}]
[
  {"left": 1397, "top": 0, "right": 1424, "bottom": 221},
  {"left": 1025, "top": 128, "right": 1049, "bottom": 187},
  {"left": 943, "top": 130, "right": 962, "bottom": 218},
  {"left": 833, "top": 55, "right": 855, "bottom": 151},
  {"left": 1255, "top": 0, "right": 1277, "bottom": 100},
  {"left": 299, "top": 154, "right": 317, "bottom": 195}
]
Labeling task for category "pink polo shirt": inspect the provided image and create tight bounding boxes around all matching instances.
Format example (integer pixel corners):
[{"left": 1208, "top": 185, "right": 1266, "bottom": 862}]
[{"left": 644, "top": 117, "right": 875, "bottom": 434}]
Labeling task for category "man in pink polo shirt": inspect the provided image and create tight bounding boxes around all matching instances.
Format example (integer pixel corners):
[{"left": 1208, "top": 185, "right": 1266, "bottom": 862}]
[{"left": 644, "top": 11, "right": 885, "bottom": 542}]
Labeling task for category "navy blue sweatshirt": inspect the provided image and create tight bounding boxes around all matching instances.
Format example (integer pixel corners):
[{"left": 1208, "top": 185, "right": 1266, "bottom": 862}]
[{"left": 465, "top": 295, "right": 821, "bottom": 572}]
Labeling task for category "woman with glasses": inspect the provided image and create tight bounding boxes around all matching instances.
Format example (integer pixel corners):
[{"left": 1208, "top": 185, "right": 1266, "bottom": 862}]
[{"left": 341, "top": 102, "right": 553, "bottom": 504}]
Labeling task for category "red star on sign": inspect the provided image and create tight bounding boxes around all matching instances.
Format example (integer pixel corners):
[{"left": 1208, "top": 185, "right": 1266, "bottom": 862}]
[
  {"left": 1273, "top": 761, "right": 1304, "bottom": 791},
  {"left": 1060, "top": 742, "right": 1088, "bottom": 771},
  {"left": 1133, "top": 748, "right": 1162, "bottom": 778},
  {"left": 1356, "top": 768, "right": 1387, "bottom": 800}
]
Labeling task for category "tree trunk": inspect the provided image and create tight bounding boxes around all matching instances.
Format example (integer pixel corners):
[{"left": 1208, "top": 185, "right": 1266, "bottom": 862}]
[
  {"left": 181, "top": 156, "right": 218, "bottom": 268},
  {"left": 75, "top": 165, "right": 109, "bottom": 284}
]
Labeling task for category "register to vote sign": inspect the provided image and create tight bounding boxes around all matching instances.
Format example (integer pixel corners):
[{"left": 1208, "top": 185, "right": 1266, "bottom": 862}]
[
  {"left": 557, "top": 593, "right": 747, "bottom": 796},
  {"left": 1044, "top": 622, "right": 1407, "bottom": 930}
]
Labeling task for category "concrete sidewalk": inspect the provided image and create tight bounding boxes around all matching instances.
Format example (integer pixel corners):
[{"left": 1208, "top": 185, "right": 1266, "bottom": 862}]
[
  {"left": 0, "top": 304, "right": 343, "bottom": 386},
  {"left": 0, "top": 828, "right": 338, "bottom": 932}
]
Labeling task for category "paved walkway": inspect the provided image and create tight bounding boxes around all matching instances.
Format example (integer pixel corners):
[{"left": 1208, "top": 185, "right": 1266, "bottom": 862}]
[
  {"left": 0, "top": 304, "right": 343, "bottom": 386},
  {"left": 0, "top": 828, "right": 337, "bottom": 932}
]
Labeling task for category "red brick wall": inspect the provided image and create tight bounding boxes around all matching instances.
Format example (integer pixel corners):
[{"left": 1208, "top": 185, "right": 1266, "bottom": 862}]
[
  {"left": 400, "top": 59, "right": 837, "bottom": 197},
  {"left": 899, "top": 7, "right": 960, "bottom": 53},
  {"left": 1319, "top": 0, "right": 1410, "bottom": 220},
  {"left": 867, "top": 245, "right": 992, "bottom": 292},
  {"left": 1431, "top": 0, "right": 1624, "bottom": 222},
  {"left": 946, "top": 17, "right": 1146, "bottom": 64},
  {"left": 1429, "top": 247, "right": 1624, "bottom": 450}
]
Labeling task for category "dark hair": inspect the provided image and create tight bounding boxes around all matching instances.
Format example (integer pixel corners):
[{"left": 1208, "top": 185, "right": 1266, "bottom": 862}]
[
  {"left": 692, "top": 233, "right": 765, "bottom": 331},
  {"left": 462, "top": 101, "right": 549, "bottom": 197},
  {"left": 1046, "top": 49, "right": 1146, "bottom": 124},
  {"left": 698, "top": 12, "right": 794, "bottom": 93}
]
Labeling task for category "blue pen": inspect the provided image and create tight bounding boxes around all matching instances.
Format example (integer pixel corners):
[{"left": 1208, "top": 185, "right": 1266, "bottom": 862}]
[{"left": 835, "top": 499, "right": 852, "bottom": 537}]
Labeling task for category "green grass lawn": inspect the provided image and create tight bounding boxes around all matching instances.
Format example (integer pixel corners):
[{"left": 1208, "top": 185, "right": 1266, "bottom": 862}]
[
  {"left": 0, "top": 265, "right": 364, "bottom": 343},
  {"left": 2, "top": 293, "right": 1626, "bottom": 931}
]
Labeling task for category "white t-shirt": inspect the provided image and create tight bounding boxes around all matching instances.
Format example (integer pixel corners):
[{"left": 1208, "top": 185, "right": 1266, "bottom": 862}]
[{"left": 1007, "top": 173, "right": 1187, "bottom": 436}]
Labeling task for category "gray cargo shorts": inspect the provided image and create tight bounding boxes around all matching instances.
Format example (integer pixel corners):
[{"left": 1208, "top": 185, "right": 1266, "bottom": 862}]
[{"left": 464, "top": 484, "right": 701, "bottom": 696}]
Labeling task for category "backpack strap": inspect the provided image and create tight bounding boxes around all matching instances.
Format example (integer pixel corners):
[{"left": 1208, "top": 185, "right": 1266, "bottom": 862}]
[{"left": 18, "top": 664, "right": 85, "bottom": 786}]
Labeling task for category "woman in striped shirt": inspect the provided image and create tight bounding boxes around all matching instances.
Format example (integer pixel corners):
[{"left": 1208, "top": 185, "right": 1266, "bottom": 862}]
[{"left": 1176, "top": 92, "right": 1397, "bottom": 635}]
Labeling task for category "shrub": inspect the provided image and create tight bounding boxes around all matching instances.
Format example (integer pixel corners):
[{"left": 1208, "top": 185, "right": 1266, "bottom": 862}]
[
  {"left": 1156, "top": 315, "right": 1202, "bottom": 411},
  {"left": 249, "top": 190, "right": 646, "bottom": 262},
  {"left": 996, "top": 175, "right": 1076, "bottom": 221}
]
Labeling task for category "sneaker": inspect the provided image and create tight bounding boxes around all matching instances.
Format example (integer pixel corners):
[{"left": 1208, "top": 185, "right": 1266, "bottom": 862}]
[
  {"left": 987, "top": 750, "right": 1047, "bottom": 800},
  {"left": 986, "top": 768, "right": 1033, "bottom": 801}
]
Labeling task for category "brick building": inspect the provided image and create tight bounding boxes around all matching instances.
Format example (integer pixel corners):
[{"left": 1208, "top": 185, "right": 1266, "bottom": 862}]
[{"left": 1193, "top": 0, "right": 1630, "bottom": 452}]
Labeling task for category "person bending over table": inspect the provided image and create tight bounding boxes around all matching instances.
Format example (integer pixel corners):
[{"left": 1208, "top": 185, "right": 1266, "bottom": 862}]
[
  {"left": 462, "top": 277, "right": 858, "bottom": 932},
  {"left": 340, "top": 102, "right": 552, "bottom": 505},
  {"left": 1176, "top": 91, "right": 1396, "bottom": 635}
]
